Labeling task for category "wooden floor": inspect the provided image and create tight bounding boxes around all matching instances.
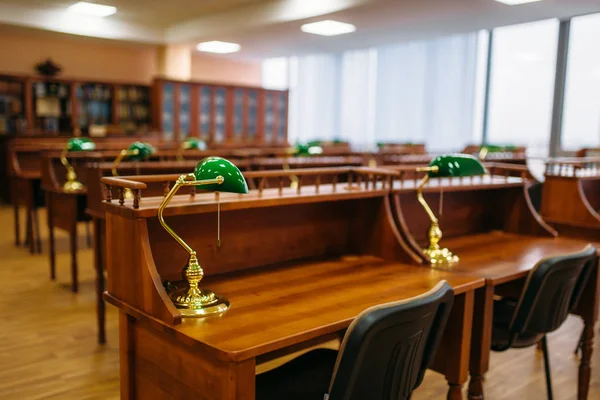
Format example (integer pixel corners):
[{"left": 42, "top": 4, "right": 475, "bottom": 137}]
[{"left": 0, "top": 205, "right": 598, "bottom": 399}]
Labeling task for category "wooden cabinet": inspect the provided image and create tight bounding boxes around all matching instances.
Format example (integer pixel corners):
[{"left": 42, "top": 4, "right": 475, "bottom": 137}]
[{"left": 153, "top": 78, "right": 288, "bottom": 145}]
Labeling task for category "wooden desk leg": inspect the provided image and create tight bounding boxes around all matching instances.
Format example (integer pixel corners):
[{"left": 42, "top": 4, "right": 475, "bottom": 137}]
[
  {"left": 94, "top": 219, "right": 106, "bottom": 345},
  {"left": 579, "top": 323, "right": 594, "bottom": 400},
  {"left": 468, "top": 285, "right": 494, "bottom": 400},
  {"left": 70, "top": 223, "right": 78, "bottom": 293},
  {"left": 33, "top": 207, "right": 41, "bottom": 253},
  {"left": 445, "top": 290, "right": 475, "bottom": 400},
  {"left": 47, "top": 194, "right": 56, "bottom": 280},
  {"left": 26, "top": 207, "right": 33, "bottom": 253},
  {"left": 13, "top": 204, "right": 20, "bottom": 246}
]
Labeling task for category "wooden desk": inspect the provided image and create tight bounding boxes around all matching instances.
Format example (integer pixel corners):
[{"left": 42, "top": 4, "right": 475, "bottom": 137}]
[
  {"left": 41, "top": 152, "right": 103, "bottom": 292},
  {"left": 102, "top": 167, "right": 485, "bottom": 400},
  {"left": 389, "top": 169, "right": 598, "bottom": 400},
  {"left": 541, "top": 158, "right": 600, "bottom": 242}
]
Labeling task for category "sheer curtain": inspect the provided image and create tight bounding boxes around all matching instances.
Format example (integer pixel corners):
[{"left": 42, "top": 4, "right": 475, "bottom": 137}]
[
  {"left": 374, "top": 33, "right": 479, "bottom": 152},
  {"left": 287, "top": 54, "right": 341, "bottom": 144},
  {"left": 263, "top": 32, "right": 481, "bottom": 150},
  {"left": 338, "top": 49, "right": 377, "bottom": 150}
]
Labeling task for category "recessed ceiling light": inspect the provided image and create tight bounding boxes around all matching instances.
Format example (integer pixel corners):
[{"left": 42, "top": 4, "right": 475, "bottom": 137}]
[
  {"left": 301, "top": 20, "right": 356, "bottom": 36},
  {"left": 196, "top": 41, "right": 241, "bottom": 54},
  {"left": 494, "top": 0, "right": 543, "bottom": 5},
  {"left": 67, "top": 2, "right": 117, "bottom": 17}
]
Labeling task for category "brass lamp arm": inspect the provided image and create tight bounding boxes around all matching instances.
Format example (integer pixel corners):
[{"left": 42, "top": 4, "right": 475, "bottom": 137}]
[
  {"left": 417, "top": 175, "right": 438, "bottom": 224},
  {"left": 60, "top": 147, "right": 75, "bottom": 175},
  {"left": 112, "top": 149, "right": 140, "bottom": 176},
  {"left": 157, "top": 173, "right": 224, "bottom": 256}
]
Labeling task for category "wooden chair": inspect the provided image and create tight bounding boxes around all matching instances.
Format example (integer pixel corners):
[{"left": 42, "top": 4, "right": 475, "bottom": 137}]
[
  {"left": 490, "top": 245, "right": 598, "bottom": 400},
  {"left": 256, "top": 280, "right": 454, "bottom": 400}
]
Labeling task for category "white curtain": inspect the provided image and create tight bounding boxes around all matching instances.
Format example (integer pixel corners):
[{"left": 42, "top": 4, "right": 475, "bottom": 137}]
[
  {"left": 338, "top": 49, "right": 377, "bottom": 150},
  {"left": 287, "top": 54, "right": 341, "bottom": 144},
  {"left": 374, "top": 33, "right": 479, "bottom": 152},
  {"left": 263, "top": 32, "right": 481, "bottom": 151}
]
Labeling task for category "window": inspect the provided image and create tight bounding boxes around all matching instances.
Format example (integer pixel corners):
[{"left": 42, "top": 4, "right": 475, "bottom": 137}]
[
  {"left": 486, "top": 19, "right": 559, "bottom": 157},
  {"left": 561, "top": 13, "right": 600, "bottom": 151}
]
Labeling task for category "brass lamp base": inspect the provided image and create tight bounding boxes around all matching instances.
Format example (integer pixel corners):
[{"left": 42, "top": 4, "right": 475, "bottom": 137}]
[
  {"left": 169, "top": 287, "right": 230, "bottom": 317},
  {"left": 63, "top": 180, "right": 83, "bottom": 193},
  {"left": 423, "top": 247, "right": 459, "bottom": 265}
]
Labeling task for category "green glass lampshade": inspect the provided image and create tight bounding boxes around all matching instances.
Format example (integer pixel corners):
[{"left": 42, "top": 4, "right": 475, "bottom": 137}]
[
  {"left": 193, "top": 157, "right": 249, "bottom": 194},
  {"left": 128, "top": 141, "right": 155, "bottom": 161},
  {"left": 181, "top": 138, "right": 207, "bottom": 151},
  {"left": 428, "top": 154, "right": 487, "bottom": 178},
  {"left": 66, "top": 137, "right": 96, "bottom": 151},
  {"left": 306, "top": 140, "right": 322, "bottom": 147},
  {"left": 293, "top": 143, "right": 323, "bottom": 156}
]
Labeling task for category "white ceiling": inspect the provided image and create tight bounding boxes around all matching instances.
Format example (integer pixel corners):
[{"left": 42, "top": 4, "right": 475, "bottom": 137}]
[{"left": 0, "top": 0, "right": 599, "bottom": 58}]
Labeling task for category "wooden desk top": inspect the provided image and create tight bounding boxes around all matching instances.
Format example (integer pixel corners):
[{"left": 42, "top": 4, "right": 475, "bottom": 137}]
[
  {"left": 106, "top": 255, "right": 484, "bottom": 362},
  {"left": 439, "top": 231, "right": 593, "bottom": 285}
]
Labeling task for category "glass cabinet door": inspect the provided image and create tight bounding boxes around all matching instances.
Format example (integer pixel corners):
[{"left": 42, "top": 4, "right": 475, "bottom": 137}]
[
  {"left": 162, "top": 82, "right": 175, "bottom": 140},
  {"left": 214, "top": 87, "right": 227, "bottom": 143},
  {"left": 277, "top": 92, "right": 287, "bottom": 142},
  {"left": 233, "top": 88, "right": 244, "bottom": 141},
  {"left": 179, "top": 84, "right": 191, "bottom": 140},
  {"left": 199, "top": 86, "right": 212, "bottom": 141},
  {"left": 264, "top": 91, "right": 274, "bottom": 143},
  {"left": 247, "top": 90, "right": 258, "bottom": 141}
]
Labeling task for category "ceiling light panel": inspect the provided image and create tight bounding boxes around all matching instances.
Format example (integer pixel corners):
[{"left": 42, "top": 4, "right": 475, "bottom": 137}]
[
  {"left": 196, "top": 41, "right": 241, "bottom": 54},
  {"left": 494, "top": 0, "right": 544, "bottom": 5},
  {"left": 67, "top": 2, "right": 117, "bottom": 17},
  {"left": 301, "top": 20, "right": 356, "bottom": 36}
]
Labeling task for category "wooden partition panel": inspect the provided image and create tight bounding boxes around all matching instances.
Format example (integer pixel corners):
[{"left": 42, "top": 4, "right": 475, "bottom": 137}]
[
  {"left": 581, "top": 178, "right": 600, "bottom": 212},
  {"left": 145, "top": 197, "right": 412, "bottom": 281}
]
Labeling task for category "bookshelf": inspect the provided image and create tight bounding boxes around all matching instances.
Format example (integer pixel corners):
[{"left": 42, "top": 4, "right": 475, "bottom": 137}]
[{"left": 0, "top": 75, "right": 26, "bottom": 135}]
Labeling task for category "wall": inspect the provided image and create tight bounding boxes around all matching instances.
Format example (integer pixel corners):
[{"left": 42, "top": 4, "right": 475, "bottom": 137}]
[
  {"left": 191, "top": 53, "right": 262, "bottom": 86},
  {"left": 0, "top": 27, "right": 159, "bottom": 83},
  {"left": 0, "top": 27, "right": 263, "bottom": 86}
]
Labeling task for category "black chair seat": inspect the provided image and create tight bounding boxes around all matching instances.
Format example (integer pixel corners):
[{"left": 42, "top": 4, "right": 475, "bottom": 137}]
[
  {"left": 256, "top": 349, "right": 337, "bottom": 400},
  {"left": 491, "top": 298, "right": 544, "bottom": 350}
]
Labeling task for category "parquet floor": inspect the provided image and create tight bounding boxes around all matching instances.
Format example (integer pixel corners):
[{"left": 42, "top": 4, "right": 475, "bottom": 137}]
[{"left": 0, "top": 205, "right": 598, "bottom": 399}]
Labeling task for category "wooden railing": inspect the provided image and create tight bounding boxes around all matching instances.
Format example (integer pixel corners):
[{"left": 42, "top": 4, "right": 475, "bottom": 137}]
[
  {"left": 100, "top": 167, "right": 399, "bottom": 209},
  {"left": 545, "top": 158, "right": 600, "bottom": 178}
]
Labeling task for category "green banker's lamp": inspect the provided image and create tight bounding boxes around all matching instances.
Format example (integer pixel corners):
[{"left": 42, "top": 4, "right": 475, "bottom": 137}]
[
  {"left": 478, "top": 144, "right": 517, "bottom": 160},
  {"left": 416, "top": 154, "right": 487, "bottom": 265},
  {"left": 177, "top": 138, "right": 207, "bottom": 161},
  {"left": 158, "top": 156, "right": 249, "bottom": 317},
  {"left": 111, "top": 141, "right": 156, "bottom": 177},
  {"left": 61, "top": 137, "right": 96, "bottom": 192},
  {"left": 285, "top": 142, "right": 323, "bottom": 188}
]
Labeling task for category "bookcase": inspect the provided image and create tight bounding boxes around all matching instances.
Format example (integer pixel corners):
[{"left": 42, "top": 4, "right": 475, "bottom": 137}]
[
  {"left": 153, "top": 78, "right": 288, "bottom": 145},
  {"left": 0, "top": 74, "right": 151, "bottom": 137},
  {"left": 0, "top": 75, "right": 26, "bottom": 135}
]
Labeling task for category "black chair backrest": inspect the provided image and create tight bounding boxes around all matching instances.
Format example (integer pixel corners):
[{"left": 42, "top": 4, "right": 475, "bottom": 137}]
[
  {"left": 326, "top": 280, "right": 454, "bottom": 400},
  {"left": 509, "top": 245, "right": 597, "bottom": 341}
]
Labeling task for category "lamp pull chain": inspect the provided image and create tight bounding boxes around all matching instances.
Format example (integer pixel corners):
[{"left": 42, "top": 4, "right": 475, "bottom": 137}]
[{"left": 217, "top": 192, "right": 221, "bottom": 248}]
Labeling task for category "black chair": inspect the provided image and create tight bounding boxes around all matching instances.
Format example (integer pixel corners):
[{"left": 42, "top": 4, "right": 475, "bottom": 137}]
[
  {"left": 491, "top": 244, "right": 597, "bottom": 400},
  {"left": 256, "top": 280, "right": 454, "bottom": 400}
]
